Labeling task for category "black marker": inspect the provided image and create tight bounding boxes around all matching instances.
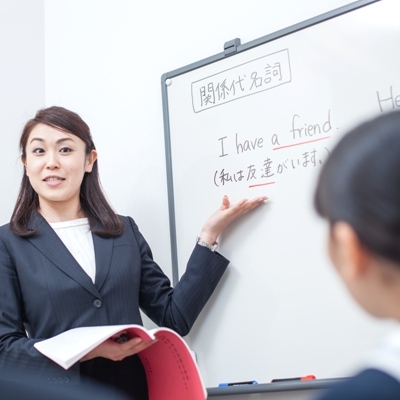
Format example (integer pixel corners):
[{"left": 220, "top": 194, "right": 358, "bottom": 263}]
[
  {"left": 219, "top": 380, "right": 258, "bottom": 387},
  {"left": 115, "top": 333, "right": 130, "bottom": 343}
]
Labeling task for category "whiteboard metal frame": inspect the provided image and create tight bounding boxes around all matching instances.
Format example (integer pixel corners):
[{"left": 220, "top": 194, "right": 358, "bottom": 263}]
[
  {"left": 161, "top": 0, "right": 379, "bottom": 286},
  {"left": 207, "top": 378, "right": 345, "bottom": 397}
]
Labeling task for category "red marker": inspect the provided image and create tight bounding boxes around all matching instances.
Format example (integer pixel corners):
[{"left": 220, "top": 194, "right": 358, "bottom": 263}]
[{"left": 271, "top": 375, "right": 316, "bottom": 383}]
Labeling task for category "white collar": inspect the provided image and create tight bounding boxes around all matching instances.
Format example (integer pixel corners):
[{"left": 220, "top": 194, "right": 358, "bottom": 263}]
[{"left": 365, "top": 325, "right": 400, "bottom": 382}]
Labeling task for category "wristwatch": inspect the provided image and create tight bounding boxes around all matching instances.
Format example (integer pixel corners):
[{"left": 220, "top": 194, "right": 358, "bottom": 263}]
[{"left": 196, "top": 237, "right": 218, "bottom": 252}]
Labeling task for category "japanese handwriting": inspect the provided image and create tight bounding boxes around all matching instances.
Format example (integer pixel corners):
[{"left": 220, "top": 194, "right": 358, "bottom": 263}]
[{"left": 192, "top": 49, "right": 291, "bottom": 112}]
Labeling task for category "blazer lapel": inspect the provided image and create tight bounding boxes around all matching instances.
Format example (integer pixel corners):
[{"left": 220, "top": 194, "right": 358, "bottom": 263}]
[
  {"left": 27, "top": 212, "right": 100, "bottom": 297},
  {"left": 92, "top": 233, "right": 113, "bottom": 291}
]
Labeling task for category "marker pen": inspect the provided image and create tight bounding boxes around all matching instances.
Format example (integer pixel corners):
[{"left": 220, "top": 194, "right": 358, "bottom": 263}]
[
  {"left": 271, "top": 375, "right": 316, "bottom": 383},
  {"left": 219, "top": 380, "right": 258, "bottom": 387},
  {"left": 115, "top": 333, "right": 130, "bottom": 343}
]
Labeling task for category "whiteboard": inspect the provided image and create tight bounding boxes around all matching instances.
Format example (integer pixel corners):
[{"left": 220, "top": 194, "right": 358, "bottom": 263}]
[{"left": 161, "top": 0, "right": 400, "bottom": 388}]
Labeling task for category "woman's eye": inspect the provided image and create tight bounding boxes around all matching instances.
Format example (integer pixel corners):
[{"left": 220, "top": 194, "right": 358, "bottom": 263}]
[
  {"left": 60, "top": 147, "right": 72, "bottom": 153},
  {"left": 33, "top": 148, "right": 44, "bottom": 154}
]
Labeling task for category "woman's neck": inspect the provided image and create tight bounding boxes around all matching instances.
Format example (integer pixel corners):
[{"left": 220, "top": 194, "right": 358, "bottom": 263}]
[{"left": 38, "top": 201, "right": 85, "bottom": 223}]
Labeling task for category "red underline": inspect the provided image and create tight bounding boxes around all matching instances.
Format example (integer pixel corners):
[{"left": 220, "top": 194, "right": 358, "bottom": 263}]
[
  {"left": 273, "top": 136, "right": 330, "bottom": 150},
  {"left": 249, "top": 181, "right": 276, "bottom": 188}
]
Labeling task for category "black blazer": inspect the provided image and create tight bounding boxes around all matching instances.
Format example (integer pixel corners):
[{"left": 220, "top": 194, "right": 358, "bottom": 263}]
[
  {"left": 0, "top": 213, "right": 229, "bottom": 398},
  {"left": 316, "top": 369, "right": 400, "bottom": 400}
]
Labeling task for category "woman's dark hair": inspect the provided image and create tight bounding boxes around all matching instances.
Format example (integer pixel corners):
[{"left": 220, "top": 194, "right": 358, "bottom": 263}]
[
  {"left": 314, "top": 109, "right": 400, "bottom": 264},
  {"left": 10, "top": 106, "right": 124, "bottom": 237}
]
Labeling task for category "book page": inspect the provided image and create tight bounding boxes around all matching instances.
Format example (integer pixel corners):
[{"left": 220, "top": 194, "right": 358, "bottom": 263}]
[{"left": 34, "top": 324, "right": 149, "bottom": 369}]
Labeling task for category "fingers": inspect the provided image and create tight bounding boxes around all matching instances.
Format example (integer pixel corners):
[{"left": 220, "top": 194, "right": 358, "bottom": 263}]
[
  {"left": 124, "top": 338, "right": 157, "bottom": 360},
  {"left": 82, "top": 336, "right": 157, "bottom": 363},
  {"left": 247, "top": 195, "right": 268, "bottom": 208},
  {"left": 221, "top": 195, "right": 230, "bottom": 210},
  {"left": 121, "top": 337, "right": 157, "bottom": 353},
  {"left": 135, "top": 339, "right": 157, "bottom": 353},
  {"left": 107, "top": 338, "right": 157, "bottom": 361},
  {"left": 231, "top": 196, "right": 267, "bottom": 214},
  {"left": 199, "top": 195, "right": 268, "bottom": 243},
  {"left": 125, "top": 337, "right": 143, "bottom": 346}
]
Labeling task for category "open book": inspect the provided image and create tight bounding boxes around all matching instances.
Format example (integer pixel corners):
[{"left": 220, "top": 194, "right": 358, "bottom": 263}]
[{"left": 34, "top": 324, "right": 207, "bottom": 400}]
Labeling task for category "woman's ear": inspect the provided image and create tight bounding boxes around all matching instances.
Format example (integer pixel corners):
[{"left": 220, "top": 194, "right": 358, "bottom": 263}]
[
  {"left": 20, "top": 156, "right": 28, "bottom": 175},
  {"left": 85, "top": 150, "right": 98, "bottom": 173},
  {"left": 329, "top": 222, "right": 369, "bottom": 281}
]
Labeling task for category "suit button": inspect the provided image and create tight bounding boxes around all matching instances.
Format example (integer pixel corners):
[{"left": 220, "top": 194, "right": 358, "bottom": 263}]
[{"left": 92, "top": 299, "right": 103, "bottom": 308}]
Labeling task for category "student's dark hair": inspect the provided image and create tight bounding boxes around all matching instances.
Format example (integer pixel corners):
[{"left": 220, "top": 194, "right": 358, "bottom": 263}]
[
  {"left": 314, "top": 110, "right": 400, "bottom": 264},
  {"left": 10, "top": 106, "right": 124, "bottom": 237}
]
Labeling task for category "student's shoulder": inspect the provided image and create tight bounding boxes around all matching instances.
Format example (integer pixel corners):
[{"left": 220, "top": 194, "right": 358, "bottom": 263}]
[{"left": 317, "top": 369, "right": 400, "bottom": 400}]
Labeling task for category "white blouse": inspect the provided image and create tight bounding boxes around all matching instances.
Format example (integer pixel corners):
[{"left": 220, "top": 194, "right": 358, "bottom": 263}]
[
  {"left": 364, "top": 325, "right": 400, "bottom": 382},
  {"left": 49, "top": 218, "right": 96, "bottom": 283}
]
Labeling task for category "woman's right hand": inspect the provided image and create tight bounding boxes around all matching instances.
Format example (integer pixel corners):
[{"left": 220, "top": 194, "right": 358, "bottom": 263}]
[{"left": 80, "top": 334, "right": 157, "bottom": 363}]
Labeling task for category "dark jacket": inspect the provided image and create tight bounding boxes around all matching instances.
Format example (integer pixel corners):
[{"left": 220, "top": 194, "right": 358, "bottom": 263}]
[
  {"left": 316, "top": 369, "right": 400, "bottom": 400},
  {"left": 0, "top": 213, "right": 229, "bottom": 399}
]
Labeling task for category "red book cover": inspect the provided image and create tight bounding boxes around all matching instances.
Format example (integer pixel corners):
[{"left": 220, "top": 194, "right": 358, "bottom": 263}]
[{"left": 34, "top": 324, "right": 207, "bottom": 400}]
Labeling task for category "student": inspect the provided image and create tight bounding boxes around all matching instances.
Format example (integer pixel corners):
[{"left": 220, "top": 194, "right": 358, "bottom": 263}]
[
  {"left": 0, "top": 106, "right": 267, "bottom": 399},
  {"left": 314, "top": 110, "right": 400, "bottom": 400}
]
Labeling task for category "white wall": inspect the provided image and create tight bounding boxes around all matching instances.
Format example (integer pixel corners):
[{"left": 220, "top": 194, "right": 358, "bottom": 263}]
[
  {"left": 0, "top": 0, "right": 45, "bottom": 225},
  {"left": 2, "top": 0, "right": 361, "bottom": 398},
  {"left": 43, "top": 0, "right": 356, "bottom": 283}
]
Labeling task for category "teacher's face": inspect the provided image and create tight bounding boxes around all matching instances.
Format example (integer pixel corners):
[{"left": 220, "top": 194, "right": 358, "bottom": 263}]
[{"left": 23, "top": 123, "right": 97, "bottom": 211}]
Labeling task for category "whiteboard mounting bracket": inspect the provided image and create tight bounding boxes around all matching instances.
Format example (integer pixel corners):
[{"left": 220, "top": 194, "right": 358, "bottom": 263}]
[{"left": 224, "top": 38, "right": 241, "bottom": 56}]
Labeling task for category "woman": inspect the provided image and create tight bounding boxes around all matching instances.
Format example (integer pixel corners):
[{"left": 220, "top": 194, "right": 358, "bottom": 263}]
[
  {"left": 314, "top": 110, "right": 400, "bottom": 400},
  {"left": 0, "top": 106, "right": 267, "bottom": 399}
]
